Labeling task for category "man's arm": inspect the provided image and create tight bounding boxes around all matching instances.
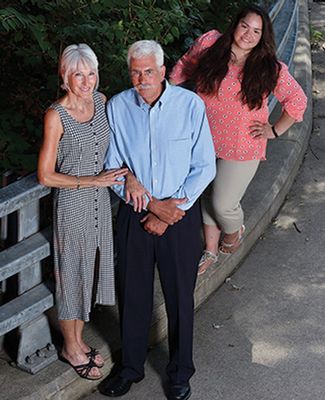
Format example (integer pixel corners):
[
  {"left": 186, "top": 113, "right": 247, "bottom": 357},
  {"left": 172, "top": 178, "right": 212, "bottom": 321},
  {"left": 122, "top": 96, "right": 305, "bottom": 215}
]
[
  {"left": 148, "top": 97, "right": 216, "bottom": 224},
  {"left": 169, "top": 99, "right": 216, "bottom": 210},
  {"left": 125, "top": 171, "right": 151, "bottom": 212}
]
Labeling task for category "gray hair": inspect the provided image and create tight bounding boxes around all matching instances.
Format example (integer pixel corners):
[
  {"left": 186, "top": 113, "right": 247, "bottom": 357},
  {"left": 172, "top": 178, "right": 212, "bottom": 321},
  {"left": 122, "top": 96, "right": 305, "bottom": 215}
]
[
  {"left": 60, "top": 43, "right": 99, "bottom": 91},
  {"left": 127, "top": 40, "right": 164, "bottom": 68}
]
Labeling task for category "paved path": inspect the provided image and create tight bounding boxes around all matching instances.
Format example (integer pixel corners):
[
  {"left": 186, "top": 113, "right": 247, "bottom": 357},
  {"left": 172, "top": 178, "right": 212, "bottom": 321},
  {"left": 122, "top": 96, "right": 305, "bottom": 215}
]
[{"left": 81, "top": 2, "right": 325, "bottom": 399}]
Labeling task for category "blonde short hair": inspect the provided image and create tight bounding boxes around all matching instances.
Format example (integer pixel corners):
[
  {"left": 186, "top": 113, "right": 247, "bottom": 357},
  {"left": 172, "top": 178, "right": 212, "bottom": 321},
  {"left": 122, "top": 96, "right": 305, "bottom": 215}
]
[{"left": 60, "top": 43, "right": 99, "bottom": 91}]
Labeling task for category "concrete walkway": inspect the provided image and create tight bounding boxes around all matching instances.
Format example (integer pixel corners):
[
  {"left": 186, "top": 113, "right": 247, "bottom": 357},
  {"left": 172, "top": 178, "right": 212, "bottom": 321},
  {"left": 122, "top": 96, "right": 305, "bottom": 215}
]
[
  {"left": 81, "top": 2, "right": 325, "bottom": 399},
  {"left": 0, "top": 1, "right": 316, "bottom": 399}
]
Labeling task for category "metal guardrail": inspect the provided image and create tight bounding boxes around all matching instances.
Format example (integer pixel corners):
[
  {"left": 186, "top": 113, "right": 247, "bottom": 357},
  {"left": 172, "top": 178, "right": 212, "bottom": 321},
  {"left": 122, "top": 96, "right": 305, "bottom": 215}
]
[{"left": 0, "top": 0, "right": 300, "bottom": 374}]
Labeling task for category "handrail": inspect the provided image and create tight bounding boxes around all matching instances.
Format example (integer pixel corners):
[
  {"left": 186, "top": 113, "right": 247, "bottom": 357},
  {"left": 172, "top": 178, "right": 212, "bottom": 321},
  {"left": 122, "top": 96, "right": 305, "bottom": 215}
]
[{"left": 0, "top": 173, "right": 50, "bottom": 218}]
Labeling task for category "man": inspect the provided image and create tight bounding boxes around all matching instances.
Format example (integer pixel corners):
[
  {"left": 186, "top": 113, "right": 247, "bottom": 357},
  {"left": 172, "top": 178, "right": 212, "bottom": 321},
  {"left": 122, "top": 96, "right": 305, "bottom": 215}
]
[{"left": 101, "top": 40, "right": 216, "bottom": 400}]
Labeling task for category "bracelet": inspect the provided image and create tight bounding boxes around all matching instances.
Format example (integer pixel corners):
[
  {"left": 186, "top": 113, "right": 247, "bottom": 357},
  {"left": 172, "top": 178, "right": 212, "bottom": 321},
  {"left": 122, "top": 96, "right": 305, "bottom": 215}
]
[
  {"left": 76, "top": 175, "right": 80, "bottom": 190},
  {"left": 272, "top": 125, "right": 279, "bottom": 138}
]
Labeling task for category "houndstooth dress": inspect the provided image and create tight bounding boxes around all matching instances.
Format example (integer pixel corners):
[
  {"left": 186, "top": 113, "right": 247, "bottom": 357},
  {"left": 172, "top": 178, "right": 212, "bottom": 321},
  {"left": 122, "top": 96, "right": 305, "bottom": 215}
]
[{"left": 51, "top": 91, "right": 115, "bottom": 322}]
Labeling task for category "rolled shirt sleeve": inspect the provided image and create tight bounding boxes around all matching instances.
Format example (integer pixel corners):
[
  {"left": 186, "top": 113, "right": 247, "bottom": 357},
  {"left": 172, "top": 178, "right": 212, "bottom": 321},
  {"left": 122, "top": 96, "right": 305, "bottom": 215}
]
[{"left": 273, "top": 62, "right": 307, "bottom": 122}]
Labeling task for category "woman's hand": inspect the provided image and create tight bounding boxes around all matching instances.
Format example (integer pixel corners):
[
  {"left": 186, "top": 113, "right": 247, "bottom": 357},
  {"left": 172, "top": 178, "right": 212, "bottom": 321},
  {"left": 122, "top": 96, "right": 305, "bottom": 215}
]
[
  {"left": 95, "top": 168, "right": 128, "bottom": 187},
  {"left": 248, "top": 121, "right": 275, "bottom": 140},
  {"left": 125, "top": 171, "right": 152, "bottom": 212}
]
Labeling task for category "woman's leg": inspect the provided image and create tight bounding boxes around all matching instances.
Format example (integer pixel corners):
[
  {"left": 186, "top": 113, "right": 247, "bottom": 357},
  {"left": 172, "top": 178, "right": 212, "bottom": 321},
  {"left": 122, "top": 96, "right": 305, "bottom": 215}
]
[
  {"left": 198, "top": 171, "right": 222, "bottom": 274},
  {"left": 197, "top": 223, "right": 221, "bottom": 275},
  {"left": 203, "top": 223, "right": 221, "bottom": 255},
  {"left": 213, "top": 159, "right": 260, "bottom": 253},
  {"left": 59, "top": 319, "right": 102, "bottom": 378},
  {"left": 75, "top": 320, "right": 104, "bottom": 367}
]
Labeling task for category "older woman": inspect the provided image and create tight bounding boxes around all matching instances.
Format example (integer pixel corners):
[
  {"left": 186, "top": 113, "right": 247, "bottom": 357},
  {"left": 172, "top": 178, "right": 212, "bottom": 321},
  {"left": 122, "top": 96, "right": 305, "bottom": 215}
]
[
  {"left": 170, "top": 5, "right": 307, "bottom": 275},
  {"left": 38, "top": 44, "right": 127, "bottom": 380}
]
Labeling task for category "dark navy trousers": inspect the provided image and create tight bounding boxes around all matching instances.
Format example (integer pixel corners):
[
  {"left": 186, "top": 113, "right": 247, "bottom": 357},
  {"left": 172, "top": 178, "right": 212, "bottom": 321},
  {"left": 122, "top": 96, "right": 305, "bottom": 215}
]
[{"left": 116, "top": 201, "right": 202, "bottom": 384}]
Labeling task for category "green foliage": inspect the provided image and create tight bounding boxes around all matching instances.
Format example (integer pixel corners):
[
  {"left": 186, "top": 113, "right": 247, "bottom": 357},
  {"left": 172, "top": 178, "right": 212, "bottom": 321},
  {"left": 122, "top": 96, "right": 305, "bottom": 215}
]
[
  {"left": 0, "top": 0, "right": 256, "bottom": 175},
  {"left": 195, "top": 0, "right": 257, "bottom": 32},
  {"left": 310, "top": 25, "right": 324, "bottom": 48}
]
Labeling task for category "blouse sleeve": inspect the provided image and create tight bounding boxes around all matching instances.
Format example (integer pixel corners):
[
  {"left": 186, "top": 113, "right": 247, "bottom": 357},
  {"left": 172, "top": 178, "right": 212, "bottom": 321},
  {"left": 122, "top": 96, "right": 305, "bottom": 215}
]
[
  {"left": 169, "top": 30, "right": 221, "bottom": 85},
  {"left": 273, "top": 62, "right": 307, "bottom": 122}
]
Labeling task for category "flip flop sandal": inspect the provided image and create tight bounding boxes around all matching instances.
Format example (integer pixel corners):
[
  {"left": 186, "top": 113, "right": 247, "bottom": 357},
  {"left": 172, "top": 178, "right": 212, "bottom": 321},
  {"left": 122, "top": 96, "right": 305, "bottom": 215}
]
[
  {"left": 219, "top": 225, "right": 246, "bottom": 255},
  {"left": 198, "top": 250, "right": 218, "bottom": 275}
]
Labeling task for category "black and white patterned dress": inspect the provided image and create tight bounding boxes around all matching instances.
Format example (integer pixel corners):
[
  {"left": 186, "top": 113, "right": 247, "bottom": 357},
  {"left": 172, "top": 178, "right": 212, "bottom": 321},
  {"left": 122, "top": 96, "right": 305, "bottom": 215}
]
[{"left": 51, "top": 91, "right": 115, "bottom": 322}]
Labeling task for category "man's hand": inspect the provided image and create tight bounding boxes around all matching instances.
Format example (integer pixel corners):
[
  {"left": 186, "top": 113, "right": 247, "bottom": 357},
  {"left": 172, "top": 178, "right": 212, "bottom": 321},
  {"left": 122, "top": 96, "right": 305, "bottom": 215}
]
[
  {"left": 125, "top": 171, "right": 152, "bottom": 212},
  {"left": 141, "top": 213, "right": 168, "bottom": 236},
  {"left": 147, "top": 197, "right": 187, "bottom": 225}
]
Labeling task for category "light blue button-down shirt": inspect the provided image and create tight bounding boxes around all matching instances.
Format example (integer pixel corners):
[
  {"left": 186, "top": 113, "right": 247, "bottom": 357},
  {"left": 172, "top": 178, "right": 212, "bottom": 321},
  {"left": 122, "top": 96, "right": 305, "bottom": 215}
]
[{"left": 105, "top": 80, "right": 216, "bottom": 210}]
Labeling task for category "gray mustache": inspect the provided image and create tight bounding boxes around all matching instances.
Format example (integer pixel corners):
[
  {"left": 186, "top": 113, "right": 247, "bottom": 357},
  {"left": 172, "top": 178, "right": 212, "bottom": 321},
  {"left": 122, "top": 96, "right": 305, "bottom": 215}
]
[{"left": 137, "top": 84, "right": 154, "bottom": 89}]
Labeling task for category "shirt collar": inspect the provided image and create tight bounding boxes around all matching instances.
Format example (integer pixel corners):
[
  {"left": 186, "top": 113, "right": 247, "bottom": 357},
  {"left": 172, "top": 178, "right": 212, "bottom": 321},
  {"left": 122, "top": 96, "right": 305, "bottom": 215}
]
[{"left": 133, "top": 79, "right": 170, "bottom": 110}]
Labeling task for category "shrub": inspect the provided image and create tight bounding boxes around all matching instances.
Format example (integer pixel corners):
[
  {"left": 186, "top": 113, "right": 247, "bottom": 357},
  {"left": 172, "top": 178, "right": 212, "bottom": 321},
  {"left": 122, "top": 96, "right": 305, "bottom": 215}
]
[{"left": 0, "top": 0, "right": 257, "bottom": 174}]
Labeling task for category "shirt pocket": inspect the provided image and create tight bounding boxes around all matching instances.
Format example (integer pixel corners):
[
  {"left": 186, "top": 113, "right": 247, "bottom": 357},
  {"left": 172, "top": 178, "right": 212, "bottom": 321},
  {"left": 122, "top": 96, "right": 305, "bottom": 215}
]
[{"left": 168, "top": 138, "right": 191, "bottom": 169}]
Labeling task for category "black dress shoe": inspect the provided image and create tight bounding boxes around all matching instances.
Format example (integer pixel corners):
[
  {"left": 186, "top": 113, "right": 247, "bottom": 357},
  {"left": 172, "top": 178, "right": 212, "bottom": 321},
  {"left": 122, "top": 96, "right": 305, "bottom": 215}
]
[
  {"left": 168, "top": 383, "right": 191, "bottom": 400},
  {"left": 99, "top": 375, "right": 141, "bottom": 397}
]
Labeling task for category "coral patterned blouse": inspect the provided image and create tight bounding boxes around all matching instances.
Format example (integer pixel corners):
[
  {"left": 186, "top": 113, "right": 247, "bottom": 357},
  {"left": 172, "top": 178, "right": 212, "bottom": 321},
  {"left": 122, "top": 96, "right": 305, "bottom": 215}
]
[{"left": 170, "top": 30, "right": 307, "bottom": 161}]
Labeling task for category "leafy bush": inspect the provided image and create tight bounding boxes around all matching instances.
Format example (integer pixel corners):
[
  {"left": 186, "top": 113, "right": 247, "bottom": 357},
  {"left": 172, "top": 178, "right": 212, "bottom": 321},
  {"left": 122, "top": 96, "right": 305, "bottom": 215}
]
[{"left": 0, "top": 0, "right": 257, "bottom": 175}]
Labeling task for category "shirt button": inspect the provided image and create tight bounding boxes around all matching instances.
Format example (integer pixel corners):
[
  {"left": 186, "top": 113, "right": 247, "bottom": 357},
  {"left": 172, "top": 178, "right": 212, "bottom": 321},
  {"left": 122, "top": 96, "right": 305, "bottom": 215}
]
[
  {"left": 95, "top": 208, "right": 98, "bottom": 211},
  {"left": 95, "top": 225, "right": 98, "bottom": 228},
  {"left": 95, "top": 199, "right": 98, "bottom": 202},
  {"left": 95, "top": 161, "right": 98, "bottom": 164},
  {"left": 95, "top": 152, "right": 98, "bottom": 155},
  {"left": 95, "top": 217, "right": 98, "bottom": 220}
]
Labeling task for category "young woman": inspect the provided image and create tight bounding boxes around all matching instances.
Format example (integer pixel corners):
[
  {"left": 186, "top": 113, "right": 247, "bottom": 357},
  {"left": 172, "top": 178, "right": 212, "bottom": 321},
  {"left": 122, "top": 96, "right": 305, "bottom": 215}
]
[
  {"left": 38, "top": 44, "right": 127, "bottom": 379},
  {"left": 170, "top": 5, "right": 307, "bottom": 275}
]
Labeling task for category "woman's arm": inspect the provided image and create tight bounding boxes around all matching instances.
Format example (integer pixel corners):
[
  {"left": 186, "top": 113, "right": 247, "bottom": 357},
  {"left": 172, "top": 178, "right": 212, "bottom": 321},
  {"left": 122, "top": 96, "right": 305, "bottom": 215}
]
[
  {"left": 249, "top": 63, "right": 307, "bottom": 140},
  {"left": 249, "top": 110, "right": 296, "bottom": 140},
  {"left": 37, "top": 108, "right": 127, "bottom": 189}
]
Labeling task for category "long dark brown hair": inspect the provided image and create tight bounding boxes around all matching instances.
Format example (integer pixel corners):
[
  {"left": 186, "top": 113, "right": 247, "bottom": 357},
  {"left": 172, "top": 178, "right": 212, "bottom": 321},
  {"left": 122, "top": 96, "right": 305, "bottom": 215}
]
[{"left": 190, "top": 5, "right": 281, "bottom": 110}]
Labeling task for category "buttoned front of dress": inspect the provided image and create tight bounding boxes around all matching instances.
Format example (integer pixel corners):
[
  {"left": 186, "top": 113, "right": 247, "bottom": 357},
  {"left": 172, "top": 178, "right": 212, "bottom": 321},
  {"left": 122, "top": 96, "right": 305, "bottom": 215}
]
[{"left": 51, "top": 91, "right": 115, "bottom": 322}]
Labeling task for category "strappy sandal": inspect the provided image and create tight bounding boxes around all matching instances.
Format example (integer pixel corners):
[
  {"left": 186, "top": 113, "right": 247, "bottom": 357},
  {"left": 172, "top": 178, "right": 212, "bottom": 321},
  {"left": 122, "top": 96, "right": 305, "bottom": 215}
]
[
  {"left": 198, "top": 250, "right": 218, "bottom": 275},
  {"left": 219, "top": 225, "right": 246, "bottom": 255},
  {"left": 59, "top": 355, "right": 102, "bottom": 380},
  {"left": 86, "top": 346, "right": 104, "bottom": 368}
]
